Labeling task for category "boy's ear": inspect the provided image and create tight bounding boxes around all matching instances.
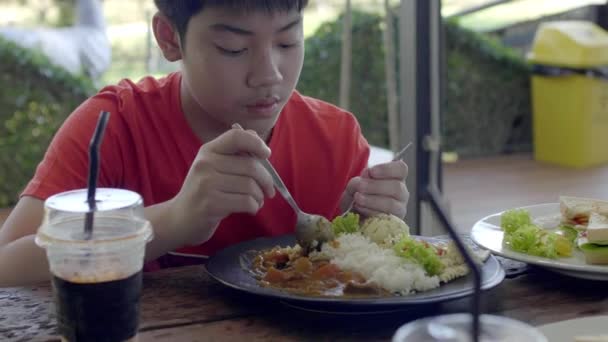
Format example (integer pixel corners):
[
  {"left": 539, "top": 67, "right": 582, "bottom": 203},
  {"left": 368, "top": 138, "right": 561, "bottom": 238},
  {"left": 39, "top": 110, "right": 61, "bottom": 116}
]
[{"left": 153, "top": 12, "right": 183, "bottom": 62}]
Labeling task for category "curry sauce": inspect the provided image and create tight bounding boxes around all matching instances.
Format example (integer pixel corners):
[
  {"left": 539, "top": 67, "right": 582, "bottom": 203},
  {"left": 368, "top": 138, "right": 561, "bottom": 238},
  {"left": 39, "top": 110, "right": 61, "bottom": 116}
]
[{"left": 253, "top": 246, "right": 389, "bottom": 297}]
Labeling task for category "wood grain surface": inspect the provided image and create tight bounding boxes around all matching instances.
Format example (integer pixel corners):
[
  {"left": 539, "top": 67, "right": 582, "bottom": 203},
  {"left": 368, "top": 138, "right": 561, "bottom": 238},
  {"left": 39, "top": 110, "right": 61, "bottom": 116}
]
[{"left": 2, "top": 263, "right": 607, "bottom": 342}]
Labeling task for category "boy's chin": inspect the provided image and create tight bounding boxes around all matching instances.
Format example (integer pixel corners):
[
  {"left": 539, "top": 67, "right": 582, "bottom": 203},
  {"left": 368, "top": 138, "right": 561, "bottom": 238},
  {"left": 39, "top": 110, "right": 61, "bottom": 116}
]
[{"left": 235, "top": 118, "right": 278, "bottom": 139}]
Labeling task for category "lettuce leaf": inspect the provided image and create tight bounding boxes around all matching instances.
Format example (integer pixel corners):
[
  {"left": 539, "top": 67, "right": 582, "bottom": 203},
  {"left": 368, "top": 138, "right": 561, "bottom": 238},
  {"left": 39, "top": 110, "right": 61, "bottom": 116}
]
[
  {"left": 332, "top": 212, "right": 360, "bottom": 236},
  {"left": 500, "top": 209, "right": 532, "bottom": 234},
  {"left": 393, "top": 236, "right": 444, "bottom": 276},
  {"left": 502, "top": 223, "right": 572, "bottom": 258},
  {"left": 558, "top": 224, "right": 578, "bottom": 243}
]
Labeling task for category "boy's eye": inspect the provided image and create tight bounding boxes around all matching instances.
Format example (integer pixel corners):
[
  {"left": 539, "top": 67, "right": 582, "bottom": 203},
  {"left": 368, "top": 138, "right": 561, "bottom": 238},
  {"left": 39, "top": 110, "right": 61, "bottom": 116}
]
[
  {"left": 215, "top": 45, "right": 247, "bottom": 56},
  {"left": 279, "top": 43, "right": 298, "bottom": 49}
]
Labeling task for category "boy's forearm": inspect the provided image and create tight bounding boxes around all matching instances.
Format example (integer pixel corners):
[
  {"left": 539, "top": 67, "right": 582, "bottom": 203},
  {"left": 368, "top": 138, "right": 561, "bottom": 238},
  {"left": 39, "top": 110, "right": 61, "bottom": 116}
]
[
  {"left": 144, "top": 200, "right": 205, "bottom": 262},
  {"left": 0, "top": 235, "right": 50, "bottom": 287}
]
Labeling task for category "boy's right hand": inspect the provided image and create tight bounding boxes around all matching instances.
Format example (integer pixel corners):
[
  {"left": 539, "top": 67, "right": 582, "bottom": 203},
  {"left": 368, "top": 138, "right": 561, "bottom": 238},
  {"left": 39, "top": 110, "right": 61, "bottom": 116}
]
[{"left": 169, "top": 128, "right": 276, "bottom": 246}]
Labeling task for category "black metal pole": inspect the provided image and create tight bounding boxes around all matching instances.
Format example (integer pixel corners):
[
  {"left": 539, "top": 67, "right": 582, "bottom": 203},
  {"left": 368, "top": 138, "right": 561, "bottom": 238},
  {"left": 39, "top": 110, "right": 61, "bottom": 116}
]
[{"left": 416, "top": 0, "right": 432, "bottom": 205}]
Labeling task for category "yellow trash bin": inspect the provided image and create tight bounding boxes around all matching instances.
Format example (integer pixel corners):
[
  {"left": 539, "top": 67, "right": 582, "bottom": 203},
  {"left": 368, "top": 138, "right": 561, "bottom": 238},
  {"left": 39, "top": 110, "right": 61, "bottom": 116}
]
[{"left": 528, "top": 21, "right": 608, "bottom": 168}]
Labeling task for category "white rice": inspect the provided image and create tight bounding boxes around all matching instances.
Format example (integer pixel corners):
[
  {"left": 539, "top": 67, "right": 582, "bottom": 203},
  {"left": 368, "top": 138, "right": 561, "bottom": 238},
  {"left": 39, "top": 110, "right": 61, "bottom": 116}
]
[{"left": 314, "top": 233, "right": 441, "bottom": 295}]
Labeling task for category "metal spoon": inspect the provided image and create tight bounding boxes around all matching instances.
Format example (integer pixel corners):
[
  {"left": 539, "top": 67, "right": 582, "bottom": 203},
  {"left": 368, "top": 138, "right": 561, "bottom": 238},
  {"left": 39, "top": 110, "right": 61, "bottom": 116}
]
[
  {"left": 230, "top": 123, "right": 333, "bottom": 253},
  {"left": 258, "top": 158, "right": 334, "bottom": 253},
  {"left": 341, "top": 141, "right": 413, "bottom": 217}
]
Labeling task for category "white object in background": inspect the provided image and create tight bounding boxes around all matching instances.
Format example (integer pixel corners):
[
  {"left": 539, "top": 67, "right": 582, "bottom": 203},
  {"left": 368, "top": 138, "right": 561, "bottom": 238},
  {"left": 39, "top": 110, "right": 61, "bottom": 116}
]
[
  {"left": 368, "top": 145, "right": 395, "bottom": 167},
  {"left": 392, "top": 313, "right": 547, "bottom": 342},
  {"left": 538, "top": 316, "right": 608, "bottom": 342},
  {"left": 0, "top": 0, "right": 111, "bottom": 80}
]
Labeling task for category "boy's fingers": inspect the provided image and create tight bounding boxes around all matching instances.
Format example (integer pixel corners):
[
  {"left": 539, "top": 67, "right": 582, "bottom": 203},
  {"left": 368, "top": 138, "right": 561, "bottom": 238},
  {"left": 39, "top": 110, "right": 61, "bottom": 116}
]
[
  {"left": 214, "top": 192, "right": 264, "bottom": 216},
  {"left": 351, "top": 205, "right": 380, "bottom": 218},
  {"left": 361, "top": 168, "right": 371, "bottom": 179},
  {"left": 357, "top": 179, "right": 408, "bottom": 201},
  {"left": 216, "top": 174, "right": 265, "bottom": 205},
  {"left": 255, "top": 163, "right": 276, "bottom": 199},
  {"left": 354, "top": 193, "right": 407, "bottom": 219},
  {"left": 368, "top": 160, "right": 408, "bottom": 180},
  {"left": 211, "top": 128, "right": 271, "bottom": 158},
  {"left": 211, "top": 155, "right": 276, "bottom": 199},
  {"left": 345, "top": 177, "right": 363, "bottom": 200}
]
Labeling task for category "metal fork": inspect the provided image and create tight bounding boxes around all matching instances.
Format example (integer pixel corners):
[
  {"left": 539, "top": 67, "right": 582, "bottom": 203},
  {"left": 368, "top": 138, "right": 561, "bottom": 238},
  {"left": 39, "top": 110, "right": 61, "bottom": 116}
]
[{"left": 341, "top": 142, "right": 413, "bottom": 216}]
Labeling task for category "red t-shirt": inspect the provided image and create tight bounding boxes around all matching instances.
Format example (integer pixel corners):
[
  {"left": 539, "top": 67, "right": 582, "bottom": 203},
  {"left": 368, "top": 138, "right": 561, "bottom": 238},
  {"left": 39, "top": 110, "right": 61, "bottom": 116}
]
[{"left": 23, "top": 72, "right": 370, "bottom": 269}]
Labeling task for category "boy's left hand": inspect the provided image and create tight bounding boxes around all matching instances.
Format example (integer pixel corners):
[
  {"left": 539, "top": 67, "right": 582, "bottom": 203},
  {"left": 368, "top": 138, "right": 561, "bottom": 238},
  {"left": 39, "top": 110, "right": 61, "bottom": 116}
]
[{"left": 340, "top": 160, "right": 409, "bottom": 219}]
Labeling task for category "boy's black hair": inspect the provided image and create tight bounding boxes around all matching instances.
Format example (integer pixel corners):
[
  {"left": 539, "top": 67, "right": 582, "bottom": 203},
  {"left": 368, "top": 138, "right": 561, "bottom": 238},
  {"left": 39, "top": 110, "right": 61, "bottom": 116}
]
[{"left": 154, "top": 0, "right": 309, "bottom": 42}]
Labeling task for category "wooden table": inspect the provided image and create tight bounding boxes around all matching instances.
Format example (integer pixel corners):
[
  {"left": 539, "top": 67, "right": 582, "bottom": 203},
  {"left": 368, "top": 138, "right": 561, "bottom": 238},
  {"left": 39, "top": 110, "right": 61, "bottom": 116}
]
[{"left": 2, "top": 263, "right": 608, "bottom": 341}]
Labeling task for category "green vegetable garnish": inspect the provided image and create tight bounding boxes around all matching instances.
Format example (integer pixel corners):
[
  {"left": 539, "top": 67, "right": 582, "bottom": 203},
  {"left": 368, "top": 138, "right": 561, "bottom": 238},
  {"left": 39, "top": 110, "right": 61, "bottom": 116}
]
[
  {"left": 503, "top": 224, "right": 558, "bottom": 258},
  {"left": 393, "top": 236, "right": 444, "bottom": 276},
  {"left": 500, "top": 210, "right": 573, "bottom": 258},
  {"left": 558, "top": 225, "right": 578, "bottom": 243},
  {"left": 332, "top": 212, "right": 360, "bottom": 236},
  {"left": 580, "top": 243, "right": 608, "bottom": 252},
  {"left": 500, "top": 209, "right": 532, "bottom": 234}
]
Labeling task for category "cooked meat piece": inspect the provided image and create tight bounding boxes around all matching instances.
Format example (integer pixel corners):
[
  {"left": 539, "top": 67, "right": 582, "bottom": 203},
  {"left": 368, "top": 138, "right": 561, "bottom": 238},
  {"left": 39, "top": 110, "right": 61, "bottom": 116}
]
[{"left": 343, "top": 281, "right": 386, "bottom": 296}]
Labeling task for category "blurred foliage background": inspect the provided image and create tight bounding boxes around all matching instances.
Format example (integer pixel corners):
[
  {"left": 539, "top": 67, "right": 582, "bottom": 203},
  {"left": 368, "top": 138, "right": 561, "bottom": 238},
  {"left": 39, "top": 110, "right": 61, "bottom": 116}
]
[
  {"left": 298, "top": 9, "right": 532, "bottom": 155},
  {"left": 0, "top": 0, "right": 533, "bottom": 207},
  {"left": 0, "top": 0, "right": 77, "bottom": 27},
  {"left": 298, "top": 10, "right": 390, "bottom": 148},
  {"left": 0, "top": 36, "right": 94, "bottom": 206},
  {"left": 444, "top": 20, "right": 532, "bottom": 156}
]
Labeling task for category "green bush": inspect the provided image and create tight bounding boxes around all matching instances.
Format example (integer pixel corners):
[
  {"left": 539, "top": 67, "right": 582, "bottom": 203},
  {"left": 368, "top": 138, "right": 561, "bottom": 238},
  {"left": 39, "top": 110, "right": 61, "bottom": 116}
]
[
  {"left": 0, "top": 36, "right": 95, "bottom": 207},
  {"left": 444, "top": 20, "right": 532, "bottom": 157},
  {"left": 298, "top": 11, "right": 389, "bottom": 148},
  {"left": 297, "top": 11, "right": 533, "bottom": 157}
]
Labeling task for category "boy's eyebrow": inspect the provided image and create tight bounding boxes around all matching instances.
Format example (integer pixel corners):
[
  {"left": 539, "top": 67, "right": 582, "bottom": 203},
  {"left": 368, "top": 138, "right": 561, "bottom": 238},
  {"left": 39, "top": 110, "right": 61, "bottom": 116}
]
[
  {"left": 209, "top": 16, "right": 302, "bottom": 35},
  {"left": 210, "top": 23, "right": 253, "bottom": 36},
  {"left": 277, "top": 16, "right": 302, "bottom": 33}
]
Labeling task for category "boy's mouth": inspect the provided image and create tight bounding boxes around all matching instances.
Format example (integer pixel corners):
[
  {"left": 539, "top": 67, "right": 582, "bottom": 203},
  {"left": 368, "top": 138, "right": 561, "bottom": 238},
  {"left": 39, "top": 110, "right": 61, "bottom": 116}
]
[{"left": 246, "top": 97, "right": 280, "bottom": 117}]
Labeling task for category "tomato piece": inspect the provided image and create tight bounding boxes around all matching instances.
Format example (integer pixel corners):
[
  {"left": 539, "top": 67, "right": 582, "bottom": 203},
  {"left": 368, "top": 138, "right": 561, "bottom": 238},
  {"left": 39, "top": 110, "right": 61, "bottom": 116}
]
[
  {"left": 263, "top": 267, "right": 290, "bottom": 283},
  {"left": 312, "top": 263, "right": 341, "bottom": 280}
]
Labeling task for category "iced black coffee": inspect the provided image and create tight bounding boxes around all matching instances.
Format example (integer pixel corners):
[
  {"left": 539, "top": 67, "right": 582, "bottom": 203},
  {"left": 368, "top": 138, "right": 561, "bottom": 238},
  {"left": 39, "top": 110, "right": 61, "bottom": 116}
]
[
  {"left": 36, "top": 189, "right": 153, "bottom": 342},
  {"left": 53, "top": 272, "right": 142, "bottom": 342}
]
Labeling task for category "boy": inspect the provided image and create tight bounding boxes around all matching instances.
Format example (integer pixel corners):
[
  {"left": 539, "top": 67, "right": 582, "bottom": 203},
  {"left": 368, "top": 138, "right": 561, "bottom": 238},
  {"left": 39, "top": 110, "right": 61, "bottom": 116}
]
[{"left": 0, "top": 0, "right": 409, "bottom": 286}]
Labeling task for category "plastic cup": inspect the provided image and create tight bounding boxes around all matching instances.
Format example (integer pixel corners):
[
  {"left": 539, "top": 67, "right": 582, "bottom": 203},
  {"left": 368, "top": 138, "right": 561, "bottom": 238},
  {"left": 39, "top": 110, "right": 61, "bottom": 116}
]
[
  {"left": 36, "top": 188, "right": 153, "bottom": 342},
  {"left": 392, "top": 313, "right": 548, "bottom": 342}
]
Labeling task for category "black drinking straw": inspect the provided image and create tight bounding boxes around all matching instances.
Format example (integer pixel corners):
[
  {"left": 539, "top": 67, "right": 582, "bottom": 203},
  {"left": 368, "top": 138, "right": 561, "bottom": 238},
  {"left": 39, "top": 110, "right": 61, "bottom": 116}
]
[
  {"left": 84, "top": 111, "right": 111, "bottom": 239},
  {"left": 427, "top": 184, "right": 481, "bottom": 342}
]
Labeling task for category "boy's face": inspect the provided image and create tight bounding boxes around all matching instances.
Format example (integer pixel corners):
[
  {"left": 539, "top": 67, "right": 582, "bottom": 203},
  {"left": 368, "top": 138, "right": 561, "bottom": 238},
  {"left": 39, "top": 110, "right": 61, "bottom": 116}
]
[{"left": 178, "top": 7, "right": 304, "bottom": 139}]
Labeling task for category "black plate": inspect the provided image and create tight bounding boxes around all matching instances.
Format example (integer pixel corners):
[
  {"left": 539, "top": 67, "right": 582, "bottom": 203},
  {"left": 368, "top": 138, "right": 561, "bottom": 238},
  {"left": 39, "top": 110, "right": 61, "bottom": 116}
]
[{"left": 206, "top": 234, "right": 505, "bottom": 310}]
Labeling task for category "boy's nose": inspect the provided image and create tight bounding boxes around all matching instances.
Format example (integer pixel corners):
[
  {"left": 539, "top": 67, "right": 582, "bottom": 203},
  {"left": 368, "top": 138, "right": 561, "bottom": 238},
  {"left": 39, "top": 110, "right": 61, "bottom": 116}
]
[{"left": 247, "top": 51, "right": 283, "bottom": 88}]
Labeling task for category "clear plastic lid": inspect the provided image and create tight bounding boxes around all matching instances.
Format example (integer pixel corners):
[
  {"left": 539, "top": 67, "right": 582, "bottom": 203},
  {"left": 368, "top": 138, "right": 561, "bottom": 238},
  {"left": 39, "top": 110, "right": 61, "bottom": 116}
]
[
  {"left": 45, "top": 188, "right": 143, "bottom": 213},
  {"left": 392, "top": 314, "right": 548, "bottom": 342},
  {"left": 37, "top": 188, "right": 151, "bottom": 246}
]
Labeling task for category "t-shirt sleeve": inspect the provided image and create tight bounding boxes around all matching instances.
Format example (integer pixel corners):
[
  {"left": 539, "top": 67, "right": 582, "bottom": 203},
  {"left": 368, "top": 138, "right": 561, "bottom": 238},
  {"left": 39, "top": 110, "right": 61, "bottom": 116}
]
[{"left": 21, "top": 93, "right": 124, "bottom": 201}]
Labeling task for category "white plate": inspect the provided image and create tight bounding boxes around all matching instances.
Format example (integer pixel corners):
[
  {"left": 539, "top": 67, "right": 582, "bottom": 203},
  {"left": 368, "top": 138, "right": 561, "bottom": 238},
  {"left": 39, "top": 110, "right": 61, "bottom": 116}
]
[
  {"left": 538, "top": 316, "right": 608, "bottom": 342},
  {"left": 471, "top": 203, "right": 608, "bottom": 281}
]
